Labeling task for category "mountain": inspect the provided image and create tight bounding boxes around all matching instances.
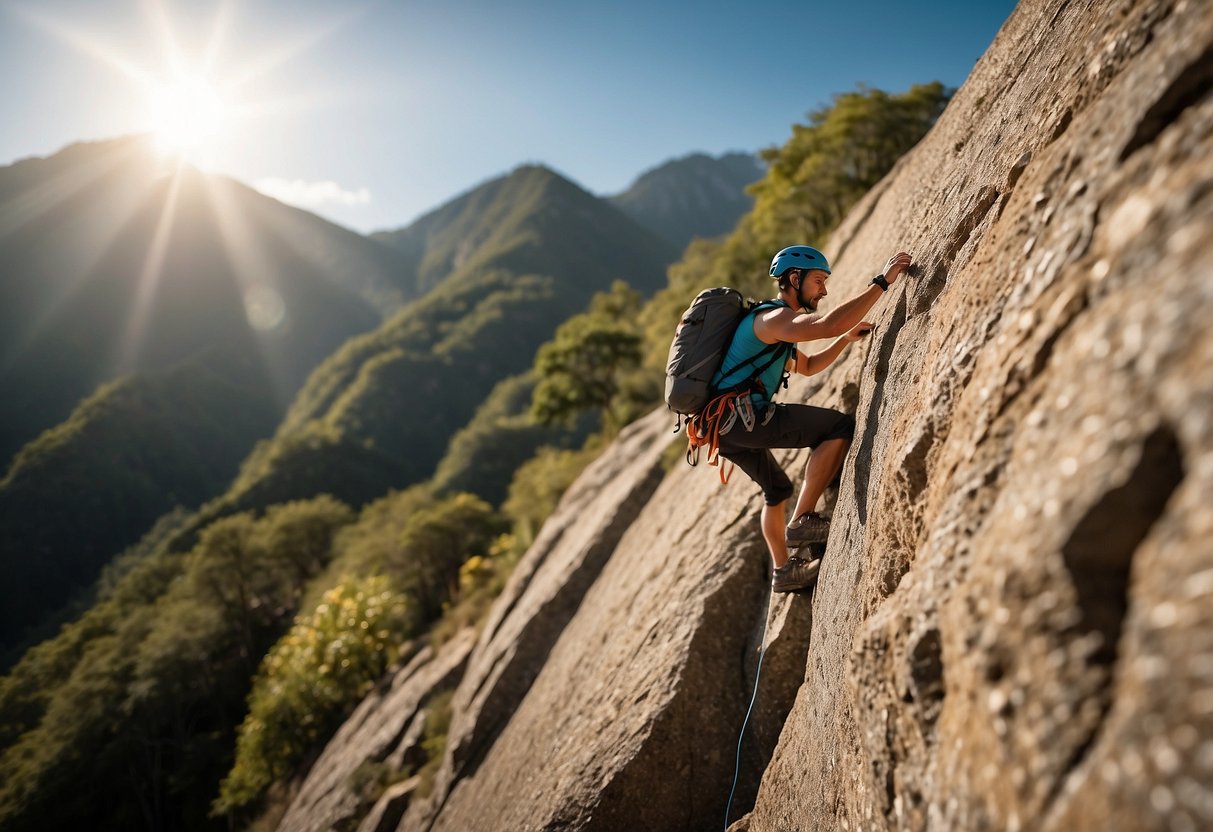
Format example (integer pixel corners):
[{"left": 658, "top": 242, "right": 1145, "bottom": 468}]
[
  {"left": 0, "top": 351, "right": 279, "bottom": 657},
  {"left": 0, "top": 137, "right": 419, "bottom": 651},
  {"left": 212, "top": 164, "right": 678, "bottom": 518},
  {"left": 609, "top": 151, "right": 763, "bottom": 249},
  {"left": 0, "top": 137, "right": 417, "bottom": 466}
]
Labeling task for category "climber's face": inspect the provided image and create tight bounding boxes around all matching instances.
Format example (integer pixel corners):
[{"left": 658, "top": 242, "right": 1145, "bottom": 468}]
[{"left": 797, "top": 269, "right": 829, "bottom": 311}]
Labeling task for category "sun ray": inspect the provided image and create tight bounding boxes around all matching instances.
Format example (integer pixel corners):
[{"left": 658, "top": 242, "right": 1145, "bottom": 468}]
[
  {"left": 8, "top": 5, "right": 153, "bottom": 86},
  {"left": 116, "top": 159, "right": 185, "bottom": 374},
  {"left": 142, "top": 0, "right": 187, "bottom": 78},
  {"left": 200, "top": 0, "right": 237, "bottom": 75},
  {"left": 0, "top": 140, "right": 163, "bottom": 376},
  {"left": 226, "top": 88, "right": 344, "bottom": 122},
  {"left": 223, "top": 5, "right": 368, "bottom": 91},
  {"left": 4, "top": 0, "right": 366, "bottom": 389},
  {"left": 200, "top": 173, "right": 296, "bottom": 409}
]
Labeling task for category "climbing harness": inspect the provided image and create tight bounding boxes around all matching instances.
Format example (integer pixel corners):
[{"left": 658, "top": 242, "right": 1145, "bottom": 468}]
[
  {"left": 723, "top": 586, "right": 774, "bottom": 830},
  {"left": 684, "top": 390, "right": 778, "bottom": 484}
]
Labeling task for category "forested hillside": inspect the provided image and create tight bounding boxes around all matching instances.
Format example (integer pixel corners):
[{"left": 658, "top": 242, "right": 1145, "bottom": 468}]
[
  {"left": 0, "top": 137, "right": 415, "bottom": 462},
  {"left": 0, "top": 351, "right": 278, "bottom": 662},
  {"left": 222, "top": 164, "right": 675, "bottom": 517}
]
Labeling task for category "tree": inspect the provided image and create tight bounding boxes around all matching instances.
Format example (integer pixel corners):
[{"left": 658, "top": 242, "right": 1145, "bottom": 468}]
[
  {"left": 502, "top": 444, "right": 603, "bottom": 545},
  {"left": 213, "top": 576, "right": 409, "bottom": 817},
  {"left": 388, "top": 493, "right": 505, "bottom": 627},
  {"left": 531, "top": 281, "right": 644, "bottom": 432}
]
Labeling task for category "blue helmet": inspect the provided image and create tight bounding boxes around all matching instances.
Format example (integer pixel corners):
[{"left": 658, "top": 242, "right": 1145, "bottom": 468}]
[{"left": 769, "top": 245, "right": 831, "bottom": 278}]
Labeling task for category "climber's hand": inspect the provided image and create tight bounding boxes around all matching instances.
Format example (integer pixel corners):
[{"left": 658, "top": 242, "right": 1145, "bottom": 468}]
[
  {"left": 845, "top": 321, "right": 874, "bottom": 342},
  {"left": 883, "top": 252, "right": 912, "bottom": 284}
]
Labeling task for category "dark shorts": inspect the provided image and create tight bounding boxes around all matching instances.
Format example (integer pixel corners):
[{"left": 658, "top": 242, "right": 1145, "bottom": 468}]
[{"left": 718, "top": 403, "right": 855, "bottom": 506}]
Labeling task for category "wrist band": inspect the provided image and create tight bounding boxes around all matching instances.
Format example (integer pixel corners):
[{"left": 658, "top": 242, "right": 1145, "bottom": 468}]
[{"left": 871, "top": 273, "right": 890, "bottom": 291}]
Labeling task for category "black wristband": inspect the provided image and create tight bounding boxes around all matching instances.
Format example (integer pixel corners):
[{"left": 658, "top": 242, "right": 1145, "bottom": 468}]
[{"left": 871, "top": 273, "right": 890, "bottom": 292}]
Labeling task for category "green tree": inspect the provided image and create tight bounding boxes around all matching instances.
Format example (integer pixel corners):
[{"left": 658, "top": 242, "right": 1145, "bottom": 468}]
[
  {"left": 502, "top": 444, "right": 604, "bottom": 545},
  {"left": 531, "top": 281, "right": 644, "bottom": 432},
  {"left": 388, "top": 493, "right": 506, "bottom": 627},
  {"left": 0, "top": 496, "right": 354, "bottom": 832},
  {"left": 213, "top": 576, "right": 409, "bottom": 816}
]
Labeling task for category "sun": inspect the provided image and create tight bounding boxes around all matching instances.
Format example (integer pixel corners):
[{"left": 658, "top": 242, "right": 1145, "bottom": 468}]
[{"left": 147, "top": 73, "right": 228, "bottom": 160}]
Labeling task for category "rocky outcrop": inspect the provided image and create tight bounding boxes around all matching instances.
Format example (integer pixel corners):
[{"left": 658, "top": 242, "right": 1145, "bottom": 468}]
[
  {"left": 276, "top": 629, "right": 476, "bottom": 832},
  {"left": 328, "top": 0, "right": 1212, "bottom": 829},
  {"left": 401, "top": 407, "right": 710, "bottom": 830},
  {"left": 404, "top": 407, "right": 813, "bottom": 831}
]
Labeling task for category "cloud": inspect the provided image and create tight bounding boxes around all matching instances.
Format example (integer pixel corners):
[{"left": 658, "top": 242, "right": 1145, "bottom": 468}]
[{"left": 255, "top": 177, "right": 372, "bottom": 208}]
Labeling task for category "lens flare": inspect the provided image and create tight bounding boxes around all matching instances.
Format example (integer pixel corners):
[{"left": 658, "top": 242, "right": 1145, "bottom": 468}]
[{"left": 244, "top": 283, "right": 287, "bottom": 332}]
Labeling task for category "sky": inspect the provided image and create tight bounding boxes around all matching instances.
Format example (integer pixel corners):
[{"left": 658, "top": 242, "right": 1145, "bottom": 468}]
[{"left": 0, "top": 0, "right": 1017, "bottom": 234}]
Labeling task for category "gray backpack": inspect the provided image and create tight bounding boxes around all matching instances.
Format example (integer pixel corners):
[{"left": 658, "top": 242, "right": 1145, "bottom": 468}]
[{"left": 664, "top": 288, "right": 788, "bottom": 416}]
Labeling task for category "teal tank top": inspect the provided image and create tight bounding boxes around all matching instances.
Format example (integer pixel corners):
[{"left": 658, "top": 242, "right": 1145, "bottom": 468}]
[{"left": 710, "top": 300, "right": 792, "bottom": 408}]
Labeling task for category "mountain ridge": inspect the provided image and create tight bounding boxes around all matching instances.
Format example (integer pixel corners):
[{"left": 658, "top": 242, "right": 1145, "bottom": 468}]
[
  {"left": 608, "top": 150, "right": 763, "bottom": 248},
  {"left": 221, "top": 162, "right": 678, "bottom": 519}
]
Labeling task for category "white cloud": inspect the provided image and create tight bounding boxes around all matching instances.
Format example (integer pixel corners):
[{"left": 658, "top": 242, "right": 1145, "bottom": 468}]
[{"left": 255, "top": 177, "right": 372, "bottom": 208}]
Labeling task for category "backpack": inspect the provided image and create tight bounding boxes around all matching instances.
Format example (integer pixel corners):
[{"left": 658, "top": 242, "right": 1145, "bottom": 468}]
[{"left": 664, "top": 288, "right": 789, "bottom": 416}]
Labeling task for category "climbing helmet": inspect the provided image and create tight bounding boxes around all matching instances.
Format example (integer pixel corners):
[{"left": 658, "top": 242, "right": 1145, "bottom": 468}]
[{"left": 769, "top": 245, "right": 831, "bottom": 278}]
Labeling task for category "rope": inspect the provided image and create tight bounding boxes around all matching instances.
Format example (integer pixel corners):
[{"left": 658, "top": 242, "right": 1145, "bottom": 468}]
[
  {"left": 723, "top": 586, "right": 774, "bottom": 830},
  {"left": 685, "top": 391, "right": 748, "bottom": 484}
]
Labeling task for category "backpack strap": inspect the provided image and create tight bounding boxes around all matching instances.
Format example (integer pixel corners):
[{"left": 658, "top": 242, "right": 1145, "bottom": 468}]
[
  {"left": 716, "top": 341, "right": 785, "bottom": 389},
  {"left": 714, "top": 300, "right": 793, "bottom": 395}
]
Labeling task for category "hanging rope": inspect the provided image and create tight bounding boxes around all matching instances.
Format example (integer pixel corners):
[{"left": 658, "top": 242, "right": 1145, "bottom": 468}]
[{"left": 723, "top": 586, "right": 774, "bottom": 830}]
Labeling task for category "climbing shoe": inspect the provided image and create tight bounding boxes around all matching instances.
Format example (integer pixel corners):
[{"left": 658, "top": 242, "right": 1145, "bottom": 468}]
[
  {"left": 786, "top": 511, "right": 830, "bottom": 547},
  {"left": 772, "top": 556, "right": 821, "bottom": 593}
]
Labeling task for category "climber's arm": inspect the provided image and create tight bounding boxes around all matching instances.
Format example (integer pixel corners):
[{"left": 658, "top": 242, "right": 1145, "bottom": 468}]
[
  {"left": 794, "top": 322, "right": 874, "bottom": 376},
  {"left": 759, "top": 290, "right": 880, "bottom": 343},
  {"left": 758, "top": 251, "right": 912, "bottom": 344}
]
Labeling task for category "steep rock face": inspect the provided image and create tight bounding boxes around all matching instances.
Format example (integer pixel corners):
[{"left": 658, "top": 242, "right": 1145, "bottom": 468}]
[
  {"left": 401, "top": 409, "right": 727, "bottom": 830},
  {"left": 745, "top": 0, "right": 1213, "bottom": 829},
  {"left": 358, "top": 0, "right": 1210, "bottom": 829}
]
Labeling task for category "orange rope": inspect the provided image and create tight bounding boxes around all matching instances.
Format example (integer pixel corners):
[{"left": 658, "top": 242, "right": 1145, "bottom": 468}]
[{"left": 685, "top": 391, "right": 748, "bottom": 484}]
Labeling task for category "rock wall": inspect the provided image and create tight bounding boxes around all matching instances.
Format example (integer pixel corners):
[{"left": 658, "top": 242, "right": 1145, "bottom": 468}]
[
  {"left": 311, "top": 0, "right": 1213, "bottom": 829},
  {"left": 747, "top": 0, "right": 1213, "bottom": 828}
]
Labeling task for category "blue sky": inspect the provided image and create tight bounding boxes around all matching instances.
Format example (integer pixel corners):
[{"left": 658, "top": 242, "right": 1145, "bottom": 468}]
[{"left": 0, "top": 0, "right": 1016, "bottom": 233}]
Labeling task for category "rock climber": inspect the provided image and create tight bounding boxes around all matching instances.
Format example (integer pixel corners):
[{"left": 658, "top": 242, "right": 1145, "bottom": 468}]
[{"left": 711, "top": 245, "right": 912, "bottom": 592}]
